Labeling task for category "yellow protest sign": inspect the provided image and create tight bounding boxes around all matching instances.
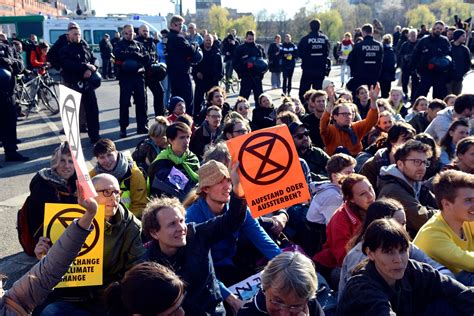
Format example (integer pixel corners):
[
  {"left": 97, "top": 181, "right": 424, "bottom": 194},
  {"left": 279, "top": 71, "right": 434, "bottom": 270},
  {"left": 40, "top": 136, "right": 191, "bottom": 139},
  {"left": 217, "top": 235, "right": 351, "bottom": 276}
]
[
  {"left": 226, "top": 125, "right": 310, "bottom": 217},
  {"left": 44, "top": 203, "right": 104, "bottom": 288}
]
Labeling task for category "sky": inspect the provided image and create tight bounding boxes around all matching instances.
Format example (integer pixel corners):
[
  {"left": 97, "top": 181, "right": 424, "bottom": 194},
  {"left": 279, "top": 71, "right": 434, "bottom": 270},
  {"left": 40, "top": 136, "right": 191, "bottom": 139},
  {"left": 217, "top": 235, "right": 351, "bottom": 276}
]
[{"left": 92, "top": 0, "right": 312, "bottom": 18}]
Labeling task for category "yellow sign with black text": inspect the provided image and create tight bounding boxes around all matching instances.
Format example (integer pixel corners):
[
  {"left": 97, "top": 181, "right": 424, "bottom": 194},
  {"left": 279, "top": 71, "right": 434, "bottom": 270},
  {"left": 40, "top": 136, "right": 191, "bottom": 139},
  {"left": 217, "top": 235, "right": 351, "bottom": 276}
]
[{"left": 44, "top": 203, "right": 104, "bottom": 288}]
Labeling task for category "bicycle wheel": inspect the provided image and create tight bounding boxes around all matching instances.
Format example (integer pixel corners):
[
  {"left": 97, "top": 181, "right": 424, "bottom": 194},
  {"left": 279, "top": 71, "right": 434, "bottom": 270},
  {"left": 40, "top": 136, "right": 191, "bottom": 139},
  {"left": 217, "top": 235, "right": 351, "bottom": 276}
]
[{"left": 38, "top": 85, "right": 60, "bottom": 115}]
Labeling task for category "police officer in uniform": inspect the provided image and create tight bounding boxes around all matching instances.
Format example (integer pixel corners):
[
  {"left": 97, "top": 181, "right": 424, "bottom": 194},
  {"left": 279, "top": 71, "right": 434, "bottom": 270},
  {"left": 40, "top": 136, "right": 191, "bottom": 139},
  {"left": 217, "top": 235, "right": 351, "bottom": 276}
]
[
  {"left": 136, "top": 24, "right": 165, "bottom": 117},
  {"left": 0, "top": 37, "right": 28, "bottom": 163},
  {"left": 410, "top": 20, "right": 451, "bottom": 100},
  {"left": 59, "top": 25, "right": 101, "bottom": 144},
  {"left": 166, "top": 15, "right": 197, "bottom": 116},
  {"left": 233, "top": 30, "right": 267, "bottom": 105},
  {"left": 347, "top": 23, "right": 384, "bottom": 95},
  {"left": 114, "top": 24, "right": 150, "bottom": 138},
  {"left": 192, "top": 34, "right": 223, "bottom": 117},
  {"left": 297, "top": 19, "right": 330, "bottom": 103}
]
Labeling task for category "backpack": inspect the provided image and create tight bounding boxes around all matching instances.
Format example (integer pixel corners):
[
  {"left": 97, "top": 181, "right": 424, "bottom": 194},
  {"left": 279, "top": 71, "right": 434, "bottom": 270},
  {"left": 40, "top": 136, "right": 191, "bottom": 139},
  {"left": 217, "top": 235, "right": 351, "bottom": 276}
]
[{"left": 16, "top": 196, "right": 43, "bottom": 257}]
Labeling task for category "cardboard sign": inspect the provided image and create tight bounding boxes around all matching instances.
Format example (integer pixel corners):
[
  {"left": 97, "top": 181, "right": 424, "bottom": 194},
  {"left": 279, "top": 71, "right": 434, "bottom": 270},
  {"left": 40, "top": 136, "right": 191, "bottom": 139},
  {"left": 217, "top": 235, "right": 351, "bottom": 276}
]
[
  {"left": 227, "top": 125, "right": 310, "bottom": 217},
  {"left": 228, "top": 272, "right": 262, "bottom": 301},
  {"left": 44, "top": 203, "right": 105, "bottom": 288},
  {"left": 58, "top": 85, "right": 97, "bottom": 199}
]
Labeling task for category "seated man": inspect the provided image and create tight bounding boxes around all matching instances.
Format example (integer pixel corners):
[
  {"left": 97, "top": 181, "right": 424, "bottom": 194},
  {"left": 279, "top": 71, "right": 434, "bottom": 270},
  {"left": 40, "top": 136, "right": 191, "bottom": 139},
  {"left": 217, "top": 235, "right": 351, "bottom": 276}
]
[
  {"left": 378, "top": 139, "right": 438, "bottom": 237},
  {"left": 34, "top": 173, "right": 145, "bottom": 315},
  {"left": 301, "top": 90, "right": 327, "bottom": 149},
  {"left": 142, "top": 160, "right": 247, "bottom": 316},
  {"left": 414, "top": 170, "right": 474, "bottom": 286},
  {"left": 320, "top": 84, "right": 379, "bottom": 156},
  {"left": 148, "top": 122, "right": 200, "bottom": 201},
  {"left": 408, "top": 98, "right": 446, "bottom": 134},
  {"left": 185, "top": 161, "right": 281, "bottom": 314},
  {"left": 90, "top": 138, "right": 147, "bottom": 218},
  {"left": 363, "top": 110, "right": 393, "bottom": 147},
  {"left": 190, "top": 105, "right": 223, "bottom": 161},
  {"left": 289, "top": 121, "right": 330, "bottom": 181}
]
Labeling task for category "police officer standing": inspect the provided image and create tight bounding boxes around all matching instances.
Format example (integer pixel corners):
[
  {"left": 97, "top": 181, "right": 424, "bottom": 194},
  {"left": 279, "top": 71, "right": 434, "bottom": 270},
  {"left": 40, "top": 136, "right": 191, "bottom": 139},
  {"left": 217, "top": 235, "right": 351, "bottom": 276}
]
[
  {"left": 410, "top": 20, "right": 451, "bottom": 100},
  {"left": 114, "top": 24, "right": 150, "bottom": 138},
  {"left": 136, "top": 24, "right": 165, "bottom": 116},
  {"left": 0, "top": 35, "right": 28, "bottom": 163},
  {"left": 59, "top": 25, "right": 101, "bottom": 144},
  {"left": 192, "top": 34, "right": 223, "bottom": 117},
  {"left": 99, "top": 33, "right": 114, "bottom": 79},
  {"left": 346, "top": 23, "right": 384, "bottom": 94},
  {"left": 297, "top": 19, "right": 330, "bottom": 103},
  {"left": 233, "top": 30, "right": 267, "bottom": 105},
  {"left": 166, "top": 15, "right": 197, "bottom": 116}
]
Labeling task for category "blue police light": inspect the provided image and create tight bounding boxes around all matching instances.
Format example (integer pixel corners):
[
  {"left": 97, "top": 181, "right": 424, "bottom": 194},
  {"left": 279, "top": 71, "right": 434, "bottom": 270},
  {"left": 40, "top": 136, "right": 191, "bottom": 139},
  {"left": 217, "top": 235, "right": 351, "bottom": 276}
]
[{"left": 133, "top": 15, "right": 140, "bottom": 20}]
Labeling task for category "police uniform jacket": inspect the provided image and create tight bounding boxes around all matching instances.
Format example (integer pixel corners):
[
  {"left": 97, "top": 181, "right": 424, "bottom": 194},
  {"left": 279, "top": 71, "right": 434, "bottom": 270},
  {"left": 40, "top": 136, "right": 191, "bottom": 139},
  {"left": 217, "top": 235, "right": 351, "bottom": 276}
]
[
  {"left": 191, "top": 44, "right": 223, "bottom": 84},
  {"left": 397, "top": 40, "right": 417, "bottom": 70},
  {"left": 0, "top": 42, "right": 23, "bottom": 95},
  {"left": 232, "top": 41, "right": 266, "bottom": 79},
  {"left": 166, "top": 29, "right": 195, "bottom": 74},
  {"left": 410, "top": 34, "right": 451, "bottom": 75},
  {"left": 113, "top": 38, "right": 150, "bottom": 76},
  {"left": 347, "top": 35, "right": 384, "bottom": 81},
  {"left": 59, "top": 40, "right": 96, "bottom": 85},
  {"left": 297, "top": 31, "right": 330, "bottom": 76},
  {"left": 136, "top": 35, "right": 157, "bottom": 65}
]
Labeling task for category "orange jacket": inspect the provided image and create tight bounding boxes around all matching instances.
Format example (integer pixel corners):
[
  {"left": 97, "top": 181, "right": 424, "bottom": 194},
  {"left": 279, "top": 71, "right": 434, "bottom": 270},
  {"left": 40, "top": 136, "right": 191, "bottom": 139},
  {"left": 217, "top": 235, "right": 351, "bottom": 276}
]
[
  {"left": 30, "top": 46, "right": 47, "bottom": 75},
  {"left": 320, "top": 107, "right": 378, "bottom": 156}
]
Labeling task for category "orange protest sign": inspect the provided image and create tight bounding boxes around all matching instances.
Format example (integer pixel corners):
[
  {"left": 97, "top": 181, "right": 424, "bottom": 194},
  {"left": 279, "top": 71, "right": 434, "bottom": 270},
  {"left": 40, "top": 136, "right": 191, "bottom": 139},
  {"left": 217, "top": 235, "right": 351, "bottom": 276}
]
[{"left": 226, "top": 125, "right": 310, "bottom": 217}]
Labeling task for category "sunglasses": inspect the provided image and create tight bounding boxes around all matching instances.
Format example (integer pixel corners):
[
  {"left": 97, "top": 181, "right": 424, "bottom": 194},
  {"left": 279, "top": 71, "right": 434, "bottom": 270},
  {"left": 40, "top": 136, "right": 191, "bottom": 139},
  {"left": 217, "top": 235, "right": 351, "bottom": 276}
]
[{"left": 294, "top": 131, "right": 309, "bottom": 140}]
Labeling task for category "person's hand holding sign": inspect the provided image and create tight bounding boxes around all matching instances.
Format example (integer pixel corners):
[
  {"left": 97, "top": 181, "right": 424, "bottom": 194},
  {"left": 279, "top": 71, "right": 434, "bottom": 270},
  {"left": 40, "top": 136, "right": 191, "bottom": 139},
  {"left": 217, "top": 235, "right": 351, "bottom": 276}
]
[
  {"left": 76, "top": 181, "right": 98, "bottom": 231},
  {"left": 230, "top": 161, "right": 245, "bottom": 198}
]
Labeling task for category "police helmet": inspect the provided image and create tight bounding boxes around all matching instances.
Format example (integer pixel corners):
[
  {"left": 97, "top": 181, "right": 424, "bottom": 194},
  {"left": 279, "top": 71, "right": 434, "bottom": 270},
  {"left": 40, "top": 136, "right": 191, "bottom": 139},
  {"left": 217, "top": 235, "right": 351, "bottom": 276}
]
[
  {"left": 0, "top": 68, "right": 12, "bottom": 94},
  {"left": 190, "top": 47, "right": 203, "bottom": 65},
  {"left": 122, "top": 59, "right": 140, "bottom": 74},
  {"left": 86, "top": 71, "right": 102, "bottom": 90},
  {"left": 150, "top": 62, "right": 167, "bottom": 81},
  {"left": 252, "top": 58, "right": 269, "bottom": 75},
  {"left": 429, "top": 56, "right": 452, "bottom": 72}
]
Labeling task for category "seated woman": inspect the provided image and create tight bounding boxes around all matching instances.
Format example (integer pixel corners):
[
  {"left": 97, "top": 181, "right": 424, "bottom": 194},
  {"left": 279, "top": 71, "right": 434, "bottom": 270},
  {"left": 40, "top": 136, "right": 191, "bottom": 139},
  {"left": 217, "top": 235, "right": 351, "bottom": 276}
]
[
  {"left": 238, "top": 252, "right": 324, "bottom": 316},
  {"left": 337, "top": 218, "right": 474, "bottom": 316},
  {"left": 313, "top": 174, "right": 375, "bottom": 289},
  {"left": 439, "top": 119, "right": 470, "bottom": 168},
  {"left": 105, "top": 261, "right": 186, "bottom": 316},
  {"left": 23, "top": 141, "right": 77, "bottom": 256},
  {"left": 252, "top": 93, "right": 276, "bottom": 130},
  {"left": 339, "top": 198, "right": 454, "bottom": 297},
  {"left": 443, "top": 136, "right": 474, "bottom": 174},
  {"left": 233, "top": 96, "right": 251, "bottom": 122}
]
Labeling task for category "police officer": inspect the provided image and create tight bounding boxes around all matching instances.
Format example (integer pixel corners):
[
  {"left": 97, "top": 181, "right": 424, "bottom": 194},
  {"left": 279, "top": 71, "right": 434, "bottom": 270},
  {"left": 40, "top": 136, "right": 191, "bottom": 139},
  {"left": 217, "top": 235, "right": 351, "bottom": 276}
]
[
  {"left": 346, "top": 23, "right": 384, "bottom": 94},
  {"left": 99, "top": 33, "right": 114, "bottom": 79},
  {"left": 0, "top": 36, "right": 28, "bottom": 162},
  {"left": 221, "top": 32, "right": 239, "bottom": 93},
  {"left": 136, "top": 24, "right": 165, "bottom": 117},
  {"left": 114, "top": 24, "right": 150, "bottom": 138},
  {"left": 59, "top": 25, "right": 101, "bottom": 144},
  {"left": 233, "top": 30, "right": 267, "bottom": 105},
  {"left": 410, "top": 20, "right": 451, "bottom": 100},
  {"left": 166, "top": 15, "right": 197, "bottom": 116},
  {"left": 192, "top": 34, "right": 223, "bottom": 117},
  {"left": 297, "top": 19, "right": 330, "bottom": 103}
]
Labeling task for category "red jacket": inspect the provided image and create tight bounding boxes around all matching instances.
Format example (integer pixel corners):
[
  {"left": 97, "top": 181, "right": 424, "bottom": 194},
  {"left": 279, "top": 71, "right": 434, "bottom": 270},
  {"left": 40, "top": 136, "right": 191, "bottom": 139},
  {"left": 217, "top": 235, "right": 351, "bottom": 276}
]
[
  {"left": 313, "top": 203, "right": 362, "bottom": 268},
  {"left": 30, "top": 46, "right": 47, "bottom": 75}
]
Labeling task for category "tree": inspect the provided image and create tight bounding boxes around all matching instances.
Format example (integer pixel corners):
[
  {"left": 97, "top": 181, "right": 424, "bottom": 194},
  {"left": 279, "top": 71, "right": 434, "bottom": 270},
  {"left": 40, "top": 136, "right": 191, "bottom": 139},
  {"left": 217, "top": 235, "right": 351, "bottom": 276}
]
[
  {"left": 353, "top": 4, "right": 373, "bottom": 30},
  {"left": 208, "top": 5, "right": 229, "bottom": 39},
  {"left": 405, "top": 5, "right": 435, "bottom": 29},
  {"left": 378, "top": 3, "right": 406, "bottom": 34},
  {"left": 289, "top": 7, "right": 309, "bottom": 41},
  {"left": 229, "top": 15, "right": 257, "bottom": 38},
  {"left": 429, "top": 0, "right": 471, "bottom": 26},
  {"left": 313, "top": 9, "right": 344, "bottom": 42}
]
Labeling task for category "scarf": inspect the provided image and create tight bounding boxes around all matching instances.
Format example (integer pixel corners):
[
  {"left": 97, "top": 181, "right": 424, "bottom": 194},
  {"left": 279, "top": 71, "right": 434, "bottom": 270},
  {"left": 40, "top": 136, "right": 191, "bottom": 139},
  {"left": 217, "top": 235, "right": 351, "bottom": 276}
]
[
  {"left": 155, "top": 145, "right": 200, "bottom": 183},
  {"left": 335, "top": 123, "right": 358, "bottom": 145},
  {"left": 38, "top": 168, "right": 69, "bottom": 188},
  {"left": 95, "top": 152, "right": 130, "bottom": 181}
]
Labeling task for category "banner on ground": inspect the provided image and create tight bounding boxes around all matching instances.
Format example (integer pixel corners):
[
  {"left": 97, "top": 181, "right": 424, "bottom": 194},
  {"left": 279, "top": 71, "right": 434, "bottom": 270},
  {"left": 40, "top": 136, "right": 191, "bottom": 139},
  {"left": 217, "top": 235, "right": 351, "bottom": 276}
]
[
  {"left": 44, "top": 203, "right": 105, "bottom": 288},
  {"left": 227, "top": 125, "right": 310, "bottom": 217},
  {"left": 58, "top": 85, "right": 96, "bottom": 199}
]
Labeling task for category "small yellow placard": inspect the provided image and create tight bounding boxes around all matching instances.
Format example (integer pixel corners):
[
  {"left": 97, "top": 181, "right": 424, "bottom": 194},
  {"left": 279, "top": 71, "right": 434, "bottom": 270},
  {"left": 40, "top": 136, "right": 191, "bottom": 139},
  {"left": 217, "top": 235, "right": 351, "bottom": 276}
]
[{"left": 44, "top": 203, "right": 104, "bottom": 288}]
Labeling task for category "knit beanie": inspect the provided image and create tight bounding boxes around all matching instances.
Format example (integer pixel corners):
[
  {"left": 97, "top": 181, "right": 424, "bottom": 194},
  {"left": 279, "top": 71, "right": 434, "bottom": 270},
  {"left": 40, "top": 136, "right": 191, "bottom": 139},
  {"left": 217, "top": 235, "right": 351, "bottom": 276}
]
[
  {"left": 168, "top": 96, "right": 185, "bottom": 113},
  {"left": 453, "top": 29, "right": 465, "bottom": 42}
]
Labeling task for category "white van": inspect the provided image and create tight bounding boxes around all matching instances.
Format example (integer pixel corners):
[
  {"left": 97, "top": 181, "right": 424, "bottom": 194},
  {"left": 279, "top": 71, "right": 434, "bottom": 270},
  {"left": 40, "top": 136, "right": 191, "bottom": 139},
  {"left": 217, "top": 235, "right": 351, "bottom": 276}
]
[{"left": 43, "top": 16, "right": 160, "bottom": 68}]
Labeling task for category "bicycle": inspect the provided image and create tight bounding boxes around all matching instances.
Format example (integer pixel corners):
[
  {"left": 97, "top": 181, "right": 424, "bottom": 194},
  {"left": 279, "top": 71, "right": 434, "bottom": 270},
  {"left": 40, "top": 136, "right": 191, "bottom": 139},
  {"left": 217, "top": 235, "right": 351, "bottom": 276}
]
[
  {"left": 15, "top": 71, "right": 60, "bottom": 119},
  {"left": 221, "top": 75, "right": 241, "bottom": 95}
]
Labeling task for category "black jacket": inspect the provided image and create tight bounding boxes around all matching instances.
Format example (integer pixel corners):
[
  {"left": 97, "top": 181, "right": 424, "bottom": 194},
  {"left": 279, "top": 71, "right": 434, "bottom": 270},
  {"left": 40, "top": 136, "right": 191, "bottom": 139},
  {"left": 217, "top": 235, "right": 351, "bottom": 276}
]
[
  {"left": 450, "top": 43, "right": 471, "bottom": 80},
  {"left": 280, "top": 41, "right": 298, "bottom": 70},
  {"left": 232, "top": 41, "right": 266, "bottom": 79},
  {"left": 267, "top": 42, "right": 281, "bottom": 72},
  {"left": 59, "top": 40, "right": 96, "bottom": 86},
  {"left": 410, "top": 34, "right": 451, "bottom": 75},
  {"left": 251, "top": 107, "right": 275, "bottom": 130},
  {"left": 47, "top": 33, "right": 69, "bottom": 70},
  {"left": 302, "top": 114, "right": 324, "bottom": 149},
  {"left": 297, "top": 31, "right": 330, "bottom": 76},
  {"left": 145, "top": 194, "right": 247, "bottom": 316},
  {"left": 337, "top": 260, "right": 474, "bottom": 316},
  {"left": 189, "top": 121, "right": 222, "bottom": 161},
  {"left": 347, "top": 35, "right": 383, "bottom": 81},
  {"left": 397, "top": 40, "right": 417, "bottom": 70},
  {"left": 221, "top": 34, "right": 239, "bottom": 62},
  {"left": 113, "top": 38, "right": 149, "bottom": 77},
  {"left": 379, "top": 44, "right": 396, "bottom": 82},
  {"left": 192, "top": 44, "right": 224, "bottom": 84},
  {"left": 166, "top": 29, "right": 195, "bottom": 74},
  {"left": 99, "top": 38, "right": 113, "bottom": 58},
  {"left": 300, "top": 146, "right": 330, "bottom": 181},
  {"left": 0, "top": 42, "right": 24, "bottom": 95},
  {"left": 136, "top": 35, "right": 157, "bottom": 65},
  {"left": 408, "top": 111, "right": 430, "bottom": 134}
]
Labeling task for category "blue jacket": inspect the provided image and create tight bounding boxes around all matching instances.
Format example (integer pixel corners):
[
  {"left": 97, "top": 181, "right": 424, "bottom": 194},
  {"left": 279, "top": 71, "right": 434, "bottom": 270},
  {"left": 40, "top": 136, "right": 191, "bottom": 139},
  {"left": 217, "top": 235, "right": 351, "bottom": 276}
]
[{"left": 186, "top": 197, "right": 281, "bottom": 298}]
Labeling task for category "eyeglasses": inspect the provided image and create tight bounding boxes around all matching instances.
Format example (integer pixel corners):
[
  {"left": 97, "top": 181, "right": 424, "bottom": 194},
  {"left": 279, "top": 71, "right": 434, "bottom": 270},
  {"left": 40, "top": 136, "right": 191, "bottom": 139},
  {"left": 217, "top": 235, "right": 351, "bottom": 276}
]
[
  {"left": 96, "top": 189, "right": 122, "bottom": 197},
  {"left": 403, "top": 158, "right": 430, "bottom": 167},
  {"left": 336, "top": 112, "right": 352, "bottom": 117},
  {"left": 294, "top": 131, "right": 309, "bottom": 140},
  {"left": 269, "top": 297, "right": 307, "bottom": 314},
  {"left": 233, "top": 129, "right": 248, "bottom": 135}
]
